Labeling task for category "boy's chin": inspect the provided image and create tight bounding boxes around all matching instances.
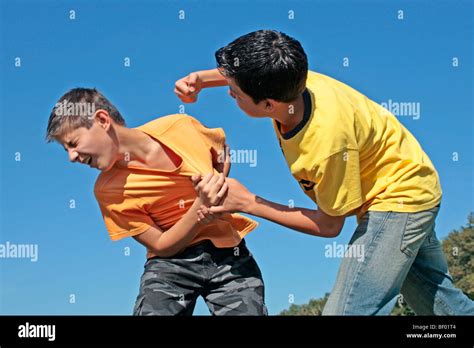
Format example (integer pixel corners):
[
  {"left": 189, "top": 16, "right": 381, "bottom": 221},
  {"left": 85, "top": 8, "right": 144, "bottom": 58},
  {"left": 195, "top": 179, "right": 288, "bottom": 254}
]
[
  {"left": 97, "top": 160, "right": 114, "bottom": 172},
  {"left": 100, "top": 164, "right": 114, "bottom": 172}
]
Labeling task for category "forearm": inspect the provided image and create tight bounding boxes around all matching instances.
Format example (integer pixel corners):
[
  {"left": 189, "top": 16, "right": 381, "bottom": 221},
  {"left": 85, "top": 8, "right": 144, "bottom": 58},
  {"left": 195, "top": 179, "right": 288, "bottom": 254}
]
[
  {"left": 154, "top": 199, "right": 205, "bottom": 256},
  {"left": 244, "top": 195, "right": 341, "bottom": 237},
  {"left": 197, "top": 69, "right": 228, "bottom": 88}
]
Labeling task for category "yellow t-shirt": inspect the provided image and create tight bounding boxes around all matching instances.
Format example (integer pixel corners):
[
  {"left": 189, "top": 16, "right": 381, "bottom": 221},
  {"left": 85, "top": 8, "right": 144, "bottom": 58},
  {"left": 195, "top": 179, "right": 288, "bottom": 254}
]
[
  {"left": 274, "top": 71, "right": 442, "bottom": 220},
  {"left": 94, "top": 114, "right": 257, "bottom": 257}
]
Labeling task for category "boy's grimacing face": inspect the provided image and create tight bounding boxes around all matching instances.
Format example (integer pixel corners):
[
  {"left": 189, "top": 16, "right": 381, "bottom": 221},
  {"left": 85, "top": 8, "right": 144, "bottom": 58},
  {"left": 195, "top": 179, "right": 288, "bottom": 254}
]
[{"left": 58, "top": 112, "right": 118, "bottom": 172}]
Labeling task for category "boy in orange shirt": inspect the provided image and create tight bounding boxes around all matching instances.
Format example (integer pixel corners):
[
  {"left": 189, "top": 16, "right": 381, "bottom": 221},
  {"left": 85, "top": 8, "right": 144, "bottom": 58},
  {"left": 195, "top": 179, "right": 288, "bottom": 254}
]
[{"left": 46, "top": 88, "right": 267, "bottom": 316}]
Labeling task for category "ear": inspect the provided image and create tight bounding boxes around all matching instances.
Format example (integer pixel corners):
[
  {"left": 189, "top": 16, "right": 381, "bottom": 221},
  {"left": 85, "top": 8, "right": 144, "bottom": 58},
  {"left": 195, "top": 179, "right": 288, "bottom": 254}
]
[
  {"left": 93, "top": 109, "right": 112, "bottom": 131},
  {"left": 264, "top": 99, "right": 277, "bottom": 112}
]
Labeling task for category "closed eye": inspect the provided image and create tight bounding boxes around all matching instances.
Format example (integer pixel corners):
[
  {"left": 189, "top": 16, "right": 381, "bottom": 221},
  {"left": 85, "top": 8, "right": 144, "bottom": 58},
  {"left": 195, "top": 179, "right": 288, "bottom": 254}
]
[{"left": 63, "top": 140, "right": 78, "bottom": 152}]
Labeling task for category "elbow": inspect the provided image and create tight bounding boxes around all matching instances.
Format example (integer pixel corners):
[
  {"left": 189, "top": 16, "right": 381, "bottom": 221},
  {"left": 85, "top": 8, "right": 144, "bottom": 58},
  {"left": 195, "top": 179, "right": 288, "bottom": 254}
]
[
  {"left": 329, "top": 224, "right": 343, "bottom": 237},
  {"left": 317, "top": 226, "right": 342, "bottom": 238},
  {"left": 313, "top": 210, "right": 345, "bottom": 238},
  {"left": 151, "top": 242, "right": 181, "bottom": 258},
  {"left": 152, "top": 248, "right": 179, "bottom": 258},
  {"left": 307, "top": 224, "right": 341, "bottom": 238},
  {"left": 330, "top": 217, "right": 345, "bottom": 237},
  {"left": 322, "top": 216, "right": 345, "bottom": 238},
  {"left": 151, "top": 248, "right": 173, "bottom": 258}
]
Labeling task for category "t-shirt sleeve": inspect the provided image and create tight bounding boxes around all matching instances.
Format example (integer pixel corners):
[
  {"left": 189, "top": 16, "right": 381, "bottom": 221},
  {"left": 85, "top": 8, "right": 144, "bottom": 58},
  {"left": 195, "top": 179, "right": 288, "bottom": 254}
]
[
  {"left": 310, "top": 149, "right": 363, "bottom": 216},
  {"left": 95, "top": 192, "right": 155, "bottom": 241},
  {"left": 189, "top": 117, "right": 226, "bottom": 156}
]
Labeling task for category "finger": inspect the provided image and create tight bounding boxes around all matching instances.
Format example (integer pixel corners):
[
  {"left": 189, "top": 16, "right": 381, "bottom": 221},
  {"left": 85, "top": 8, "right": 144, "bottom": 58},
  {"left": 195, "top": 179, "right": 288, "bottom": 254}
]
[
  {"left": 216, "top": 182, "right": 228, "bottom": 200},
  {"left": 208, "top": 173, "right": 221, "bottom": 188},
  {"left": 174, "top": 88, "right": 195, "bottom": 103},
  {"left": 210, "top": 180, "right": 227, "bottom": 205},
  {"left": 201, "top": 212, "right": 212, "bottom": 224},
  {"left": 201, "top": 173, "right": 216, "bottom": 190},
  {"left": 197, "top": 173, "right": 213, "bottom": 192},
  {"left": 190, "top": 174, "right": 202, "bottom": 185},
  {"left": 201, "top": 206, "right": 214, "bottom": 218},
  {"left": 175, "top": 78, "right": 192, "bottom": 96},
  {"left": 216, "top": 172, "right": 225, "bottom": 188},
  {"left": 174, "top": 86, "right": 187, "bottom": 98},
  {"left": 197, "top": 210, "right": 206, "bottom": 222},
  {"left": 201, "top": 206, "right": 216, "bottom": 223},
  {"left": 206, "top": 173, "right": 224, "bottom": 199},
  {"left": 201, "top": 173, "right": 213, "bottom": 184},
  {"left": 215, "top": 188, "right": 228, "bottom": 206}
]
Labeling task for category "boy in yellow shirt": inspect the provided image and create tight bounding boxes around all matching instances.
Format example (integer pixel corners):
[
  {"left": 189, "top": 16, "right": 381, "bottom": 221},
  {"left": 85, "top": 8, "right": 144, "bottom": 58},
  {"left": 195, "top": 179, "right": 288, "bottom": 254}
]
[
  {"left": 46, "top": 88, "right": 267, "bottom": 315},
  {"left": 175, "top": 30, "right": 474, "bottom": 315}
]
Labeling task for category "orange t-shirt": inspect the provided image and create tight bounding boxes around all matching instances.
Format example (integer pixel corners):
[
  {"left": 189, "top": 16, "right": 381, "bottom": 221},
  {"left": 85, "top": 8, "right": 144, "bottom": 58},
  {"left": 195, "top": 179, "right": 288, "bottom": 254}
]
[{"left": 94, "top": 114, "right": 258, "bottom": 255}]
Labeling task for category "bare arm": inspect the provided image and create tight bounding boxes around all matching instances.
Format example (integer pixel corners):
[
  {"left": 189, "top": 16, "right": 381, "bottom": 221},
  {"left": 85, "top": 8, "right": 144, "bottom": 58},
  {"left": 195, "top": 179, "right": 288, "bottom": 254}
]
[
  {"left": 206, "top": 178, "right": 346, "bottom": 238},
  {"left": 244, "top": 195, "right": 345, "bottom": 238},
  {"left": 133, "top": 198, "right": 204, "bottom": 257},
  {"left": 197, "top": 69, "right": 228, "bottom": 88},
  {"left": 174, "top": 69, "right": 228, "bottom": 103}
]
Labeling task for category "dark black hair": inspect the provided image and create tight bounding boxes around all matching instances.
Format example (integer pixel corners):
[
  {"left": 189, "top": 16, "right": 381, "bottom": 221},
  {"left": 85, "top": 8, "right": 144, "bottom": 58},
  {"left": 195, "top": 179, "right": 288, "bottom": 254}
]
[
  {"left": 215, "top": 30, "right": 308, "bottom": 103},
  {"left": 46, "top": 88, "right": 125, "bottom": 142}
]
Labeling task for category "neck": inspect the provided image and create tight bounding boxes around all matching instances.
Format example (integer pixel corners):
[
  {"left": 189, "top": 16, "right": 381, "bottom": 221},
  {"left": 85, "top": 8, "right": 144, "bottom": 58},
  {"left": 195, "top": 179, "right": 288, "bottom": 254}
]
[
  {"left": 114, "top": 126, "right": 155, "bottom": 168},
  {"left": 273, "top": 93, "right": 305, "bottom": 134}
]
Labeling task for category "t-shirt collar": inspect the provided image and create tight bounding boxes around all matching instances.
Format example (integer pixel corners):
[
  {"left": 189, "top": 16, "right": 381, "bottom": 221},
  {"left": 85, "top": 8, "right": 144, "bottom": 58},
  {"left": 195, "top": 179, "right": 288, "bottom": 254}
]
[{"left": 276, "top": 88, "right": 312, "bottom": 140}]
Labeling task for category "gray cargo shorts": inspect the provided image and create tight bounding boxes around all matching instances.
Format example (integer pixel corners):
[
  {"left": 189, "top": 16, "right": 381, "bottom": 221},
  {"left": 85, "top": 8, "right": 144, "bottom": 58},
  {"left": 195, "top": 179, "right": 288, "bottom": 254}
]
[{"left": 132, "top": 239, "right": 267, "bottom": 316}]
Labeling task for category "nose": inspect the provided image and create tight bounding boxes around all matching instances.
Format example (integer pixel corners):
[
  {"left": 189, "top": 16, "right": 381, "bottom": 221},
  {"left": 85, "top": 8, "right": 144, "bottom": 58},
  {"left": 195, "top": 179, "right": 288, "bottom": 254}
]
[
  {"left": 68, "top": 149, "right": 79, "bottom": 163},
  {"left": 228, "top": 89, "right": 236, "bottom": 99}
]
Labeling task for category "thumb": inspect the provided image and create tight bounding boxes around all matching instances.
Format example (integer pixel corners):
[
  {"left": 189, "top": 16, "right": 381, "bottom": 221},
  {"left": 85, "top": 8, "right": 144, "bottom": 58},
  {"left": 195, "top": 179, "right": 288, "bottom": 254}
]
[{"left": 209, "top": 206, "right": 226, "bottom": 214}]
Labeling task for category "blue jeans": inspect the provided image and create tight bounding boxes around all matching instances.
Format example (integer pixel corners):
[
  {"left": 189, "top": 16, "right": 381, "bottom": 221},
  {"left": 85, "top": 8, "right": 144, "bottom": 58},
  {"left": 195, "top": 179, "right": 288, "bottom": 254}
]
[{"left": 323, "top": 205, "right": 474, "bottom": 315}]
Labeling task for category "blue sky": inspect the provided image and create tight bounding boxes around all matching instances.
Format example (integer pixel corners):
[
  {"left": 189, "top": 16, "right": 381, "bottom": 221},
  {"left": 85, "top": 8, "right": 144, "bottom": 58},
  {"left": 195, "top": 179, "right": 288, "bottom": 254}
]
[{"left": 0, "top": 0, "right": 472, "bottom": 315}]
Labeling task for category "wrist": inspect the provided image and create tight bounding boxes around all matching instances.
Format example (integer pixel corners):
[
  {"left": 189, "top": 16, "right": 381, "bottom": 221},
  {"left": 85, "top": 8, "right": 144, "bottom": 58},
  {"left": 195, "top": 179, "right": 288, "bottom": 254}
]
[
  {"left": 198, "top": 69, "right": 226, "bottom": 88},
  {"left": 195, "top": 70, "right": 205, "bottom": 84},
  {"left": 241, "top": 192, "right": 257, "bottom": 214},
  {"left": 192, "top": 197, "right": 205, "bottom": 210}
]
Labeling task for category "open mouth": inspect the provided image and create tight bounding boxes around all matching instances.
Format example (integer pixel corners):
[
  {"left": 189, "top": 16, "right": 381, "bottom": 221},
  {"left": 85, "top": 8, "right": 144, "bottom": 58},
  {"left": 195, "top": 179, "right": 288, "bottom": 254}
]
[{"left": 84, "top": 156, "right": 93, "bottom": 166}]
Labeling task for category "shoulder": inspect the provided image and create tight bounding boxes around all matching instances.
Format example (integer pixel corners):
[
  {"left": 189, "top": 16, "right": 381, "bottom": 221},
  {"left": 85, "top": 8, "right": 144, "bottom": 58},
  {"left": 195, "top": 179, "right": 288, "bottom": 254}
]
[
  {"left": 302, "top": 72, "right": 360, "bottom": 157},
  {"left": 136, "top": 114, "right": 197, "bottom": 135}
]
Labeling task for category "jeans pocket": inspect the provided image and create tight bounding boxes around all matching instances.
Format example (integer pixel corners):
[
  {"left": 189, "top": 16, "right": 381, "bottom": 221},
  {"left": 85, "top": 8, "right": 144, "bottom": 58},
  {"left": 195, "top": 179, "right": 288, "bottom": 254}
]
[{"left": 400, "top": 210, "right": 436, "bottom": 257}]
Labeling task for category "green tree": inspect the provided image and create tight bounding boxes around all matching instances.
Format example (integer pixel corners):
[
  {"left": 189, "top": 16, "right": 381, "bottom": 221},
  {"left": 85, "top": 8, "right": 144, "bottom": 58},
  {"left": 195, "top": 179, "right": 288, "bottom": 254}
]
[
  {"left": 279, "top": 213, "right": 474, "bottom": 315},
  {"left": 280, "top": 293, "right": 329, "bottom": 316},
  {"left": 442, "top": 212, "right": 474, "bottom": 300}
]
